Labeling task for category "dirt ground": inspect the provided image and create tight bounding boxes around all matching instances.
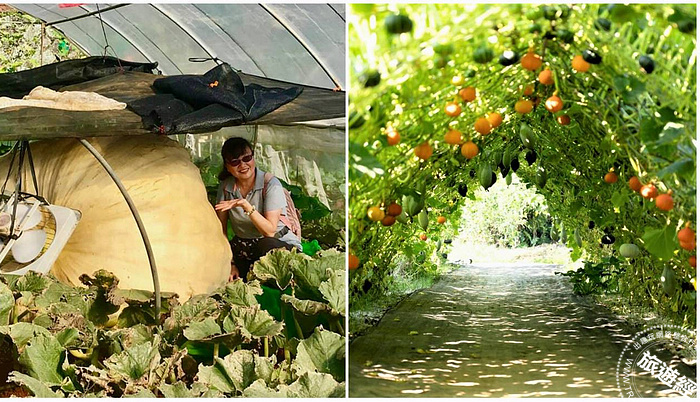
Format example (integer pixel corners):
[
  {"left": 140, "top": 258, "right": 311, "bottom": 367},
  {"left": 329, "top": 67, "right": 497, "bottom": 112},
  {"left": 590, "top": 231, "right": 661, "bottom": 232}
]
[{"left": 349, "top": 263, "right": 696, "bottom": 397}]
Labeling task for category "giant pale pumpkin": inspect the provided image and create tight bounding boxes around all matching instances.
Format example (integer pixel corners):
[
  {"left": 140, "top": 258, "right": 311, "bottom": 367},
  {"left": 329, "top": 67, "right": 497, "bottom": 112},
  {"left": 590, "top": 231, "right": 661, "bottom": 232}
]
[{"left": 0, "top": 136, "right": 231, "bottom": 300}]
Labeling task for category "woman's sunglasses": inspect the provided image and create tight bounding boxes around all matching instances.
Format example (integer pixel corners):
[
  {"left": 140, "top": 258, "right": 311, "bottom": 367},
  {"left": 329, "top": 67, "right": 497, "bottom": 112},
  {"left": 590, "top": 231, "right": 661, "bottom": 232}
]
[{"left": 226, "top": 153, "right": 254, "bottom": 167}]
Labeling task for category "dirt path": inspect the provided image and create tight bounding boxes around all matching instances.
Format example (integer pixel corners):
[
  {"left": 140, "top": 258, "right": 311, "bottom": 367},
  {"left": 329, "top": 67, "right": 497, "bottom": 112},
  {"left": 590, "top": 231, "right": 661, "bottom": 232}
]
[{"left": 349, "top": 263, "right": 694, "bottom": 397}]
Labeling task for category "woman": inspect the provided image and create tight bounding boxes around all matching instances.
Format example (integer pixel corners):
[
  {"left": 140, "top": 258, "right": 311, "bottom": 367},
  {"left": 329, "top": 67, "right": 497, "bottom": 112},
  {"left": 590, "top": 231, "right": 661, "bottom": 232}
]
[{"left": 215, "top": 137, "right": 301, "bottom": 281}]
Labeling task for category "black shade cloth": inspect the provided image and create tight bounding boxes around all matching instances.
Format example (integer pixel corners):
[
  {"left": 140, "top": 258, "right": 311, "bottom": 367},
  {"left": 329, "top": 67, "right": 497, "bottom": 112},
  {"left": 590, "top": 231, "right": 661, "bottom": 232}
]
[
  {"left": 128, "top": 63, "right": 303, "bottom": 134},
  {"left": 0, "top": 56, "right": 158, "bottom": 99},
  {"left": 0, "top": 59, "right": 343, "bottom": 140}
]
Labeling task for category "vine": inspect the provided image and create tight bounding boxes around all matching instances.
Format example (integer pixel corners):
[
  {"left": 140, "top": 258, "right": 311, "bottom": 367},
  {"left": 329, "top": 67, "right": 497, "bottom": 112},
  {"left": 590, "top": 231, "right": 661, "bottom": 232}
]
[{"left": 348, "top": 4, "right": 696, "bottom": 330}]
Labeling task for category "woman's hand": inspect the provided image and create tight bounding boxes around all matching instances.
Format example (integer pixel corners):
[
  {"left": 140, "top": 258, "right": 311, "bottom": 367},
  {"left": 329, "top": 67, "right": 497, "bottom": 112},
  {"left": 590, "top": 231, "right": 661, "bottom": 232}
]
[
  {"left": 229, "top": 263, "right": 240, "bottom": 281},
  {"left": 215, "top": 199, "right": 253, "bottom": 213}
]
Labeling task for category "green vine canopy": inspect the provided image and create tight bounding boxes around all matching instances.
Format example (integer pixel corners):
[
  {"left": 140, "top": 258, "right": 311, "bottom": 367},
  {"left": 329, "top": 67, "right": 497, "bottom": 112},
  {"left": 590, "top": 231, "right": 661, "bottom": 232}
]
[{"left": 348, "top": 4, "right": 696, "bottom": 327}]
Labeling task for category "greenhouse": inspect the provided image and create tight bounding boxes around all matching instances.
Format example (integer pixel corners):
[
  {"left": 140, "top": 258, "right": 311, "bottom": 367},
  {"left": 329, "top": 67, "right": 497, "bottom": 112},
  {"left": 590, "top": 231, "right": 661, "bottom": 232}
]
[{"left": 0, "top": 3, "right": 346, "bottom": 398}]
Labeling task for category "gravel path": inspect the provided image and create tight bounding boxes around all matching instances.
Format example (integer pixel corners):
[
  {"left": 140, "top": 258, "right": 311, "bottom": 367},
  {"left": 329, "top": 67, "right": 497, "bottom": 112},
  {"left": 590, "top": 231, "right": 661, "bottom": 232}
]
[{"left": 349, "top": 263, "right": 694, "bottom": 397}]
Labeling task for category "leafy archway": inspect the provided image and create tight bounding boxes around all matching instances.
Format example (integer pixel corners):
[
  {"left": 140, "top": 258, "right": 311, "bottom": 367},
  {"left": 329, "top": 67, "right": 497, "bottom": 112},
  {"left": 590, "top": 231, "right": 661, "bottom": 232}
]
[{"left": 348, "top": 4, "right": 696, "bottom": 328}]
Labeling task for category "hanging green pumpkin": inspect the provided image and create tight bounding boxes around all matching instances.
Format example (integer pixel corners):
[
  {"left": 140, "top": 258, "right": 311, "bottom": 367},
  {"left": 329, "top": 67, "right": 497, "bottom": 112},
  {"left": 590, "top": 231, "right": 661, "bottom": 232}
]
[
  {"left": 661, "top": 266, "right": 677, "bottom": 296},
  {"left": 473, "top": 45, "right": 494, "bottom": 64},
  {"left": 385, "top": 14, "right": 413, "bottom": 35},
  {"left": 479, "top": 164, "right": 494, "bottom": 190}
]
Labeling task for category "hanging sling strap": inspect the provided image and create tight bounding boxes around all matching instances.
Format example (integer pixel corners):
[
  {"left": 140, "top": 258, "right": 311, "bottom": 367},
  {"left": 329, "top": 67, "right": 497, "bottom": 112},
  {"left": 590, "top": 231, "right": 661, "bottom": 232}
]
[{"left": 1, "top": 141, "right": 45, "bottom": 240}]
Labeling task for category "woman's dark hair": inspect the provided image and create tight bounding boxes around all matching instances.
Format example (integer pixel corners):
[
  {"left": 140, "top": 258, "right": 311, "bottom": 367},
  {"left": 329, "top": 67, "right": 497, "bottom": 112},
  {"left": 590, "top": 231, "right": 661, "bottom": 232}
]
[{"left": 218, "top": 137, "right": 254, "bottom": 181}]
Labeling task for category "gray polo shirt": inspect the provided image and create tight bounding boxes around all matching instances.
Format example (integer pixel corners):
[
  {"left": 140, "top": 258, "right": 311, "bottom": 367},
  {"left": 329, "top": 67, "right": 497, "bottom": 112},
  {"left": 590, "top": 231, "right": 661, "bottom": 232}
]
[{"left": 217, "top": 168, "right": 301, "bottom": 250}]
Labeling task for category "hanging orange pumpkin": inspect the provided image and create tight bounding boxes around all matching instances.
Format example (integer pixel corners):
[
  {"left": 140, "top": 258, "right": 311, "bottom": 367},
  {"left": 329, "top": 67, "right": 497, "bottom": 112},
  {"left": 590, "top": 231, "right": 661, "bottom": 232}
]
[
  {"left": 521, "top": 51, "right": 543, "bottom": 71},
  {"left": 572, "top": 55, "right": 590, "bottom": 72},
  {"left": 461, "top": 141, "right": 479, "bottom": 159},
  {"left": 444, "top": 129, "right": 462, "bottom": 145},
  {"left": 474, "top": 117, "right": 492, "bottom": 135},
  {"left": 414, "top": 142, "right": 433, "bottom": 160},
  {"left": 545, "top": 95, "right": 563, "bottom": 113},
  {"left": 538, "top": 69, "right": 554, "bottom": 85},
  {"left": 515, "top": 99, "right": 533, "bottom": 114}
]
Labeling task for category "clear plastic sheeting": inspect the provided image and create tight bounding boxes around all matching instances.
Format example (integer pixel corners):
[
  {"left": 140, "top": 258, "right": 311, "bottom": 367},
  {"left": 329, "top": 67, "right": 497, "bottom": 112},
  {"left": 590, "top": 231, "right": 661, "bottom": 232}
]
[
  {"left": 13, "top": 3, "right": 345, "bottom": 89},
  {"left": 177, "top": 124, "right": 345, "bottom": 213}
]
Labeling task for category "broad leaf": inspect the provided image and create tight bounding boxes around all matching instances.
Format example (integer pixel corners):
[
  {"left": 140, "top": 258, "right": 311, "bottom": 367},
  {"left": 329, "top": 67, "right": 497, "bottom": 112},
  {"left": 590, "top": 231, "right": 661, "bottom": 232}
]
[
  {"left": 611, "top": 190, "right": 629, "bottom": 209},
  {"left": 253, "top": 354, "right": 276, "bottom": 385},
  {"left": 294, "top": 253, "right": 340, "bottom": 299},
  {"left": 281, "top": 294, "right": 335, "bottom": 316},
  {"left": 292, "top": 327, "right": 345, "bottom": 382},
  {"left": 103, "top": 336, "right": 161, "bottom": 382},
  {"left": 55, "top": 328, "right": 79, "bottom": 347},
  {"left": 164, "top": 294, "right": 219, "bottom": 334},
  {"left": 656, "top": 122, "right": 685, "bottom": 145},
  {"left": 318, "top": 270, "right": 346, "bottom": 316},
  {"left": 640, "top": 117, "right": 663, "bottom": 143},
  {"left": 0, "top": 322, "right": 51, "bottom": 351},
  {"left": 109, "top": 288, "right": 179, "bottom": 306},
  {"left": 656, "top": 158, "right": 694, "bottom": 180},
  {"left": 217, "top": 280, "right": 263, "bottom": 307},
  {"left": 183, "top": 317, "right": 222, "bottom": 341},
  {"left": 242, "top": 372, "right": 343, "bottom": 398},
  {"left": 35, "top": 281, "right": 88, "bottom": 309},
  {"left": 191, "top": 382, "right": 225, "bottom": 398},
  {"left": 197, "top": 350, "right": 261, "bottom": 394},
  {"left": 349, "top": 141, "right": 385, "bottom": 179},
  {"left": 196, "top": 360, "right": 235, "bottom": 394},
  {"left": 159, "top": 382, "right": 197, "bottom": 398},
  {"left": 242, "top": 378, "right": 287, "bottom": 397},
  {"left": 251, "top": 249, "right": 304, "bottom": 289},
  {"left": 224, "top": 306, "right": 283, "bottom": 340},
  {"left": 641, "top": 225, "right": 677, "bottom": 261},
  {"left": 118, "top": 304, "right": 157, "bottom": 327},
  {"left": 286, "top": 372, "right": 344, "bottom": 398},
  {"left": 18, "top": 333, "right": 65, "bottom": 386},
  {"left": 8, "top": 371, "right": 63, "bottom": 397},
  {"left": 608, "top": 4, "right": 640, "bottom": 23},
  {"left": 9, "top": 271, "right": 50, "bottom": 294},
  {"left": 0, "top": 281, "right": 12, "bottom": 325}
]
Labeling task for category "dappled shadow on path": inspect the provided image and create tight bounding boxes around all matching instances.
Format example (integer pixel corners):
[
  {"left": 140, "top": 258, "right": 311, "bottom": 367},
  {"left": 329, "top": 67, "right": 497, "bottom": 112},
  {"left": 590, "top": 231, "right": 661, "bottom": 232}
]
[{"left": 349, "top": 264, "right": 694, "bottom": 397}]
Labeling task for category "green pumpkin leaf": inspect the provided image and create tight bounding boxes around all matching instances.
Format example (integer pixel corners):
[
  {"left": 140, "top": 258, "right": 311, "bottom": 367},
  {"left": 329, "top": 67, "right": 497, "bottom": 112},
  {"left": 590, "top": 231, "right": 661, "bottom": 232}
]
[
  {"left": 349, "top": 141, "right": 385, "bottom": 180},
  {"left": 656, "top": 158, "right": 694, "bottom": 179},
  {"left": 9, "top": 272, "right": 50, "bottom": 294},
  {"left": 319, "top": 270, "right": 346, "bottom": 316},
  {"left": 640, "top": 117, "right": 663, "bottom": 143},
  {"left": 217, "top": 280, "right": 263, "bottom": 307},
  {"left": 287, "top": 372, "right": 345, "bottom": 398},
  {"left": 224, "top": 306, "right": 283, "bottom": 341},
  {"left": 183, "top": 317, "right": 222, "bottom": 341},
  {"left": 641, "top": 225, "right": 677, "bottom": 261},
  {"left": 159, "top": 382, "right": 198, "bottom": 398},
  {"left": 8, "top": 371, "right": 63, "bottom": 397},
  {"left": 292, "top": 327, "right": 345, "bottom": 382},
  {"left": 656, "top": 122, "right": 685, "bottom": 145},
  {"left": 103, "top": 336, "right": 161, "bottom": 382},
  {"left": 18, "top": 334, "right": 65, "bottom": 386},
  {"left": 611, "top": 190, "right": 629, "bottom": 209},
  {"left": 0, "top": 322, "right": 51, "bottom": 351},
  {"left": 0, "top": 281, "right": 13, "bottom": 325},
  {"left": 197, "top": 350, "right": 266, "bottom": 394},
  {"left": 242, "top": 378, "right": 286, "bottom": 397},
  {"left": 251, "top": 249, "right": 304, "bottom": 290},
  {"left": 281, "top": 294, "right": 335, "bottom": 316}
]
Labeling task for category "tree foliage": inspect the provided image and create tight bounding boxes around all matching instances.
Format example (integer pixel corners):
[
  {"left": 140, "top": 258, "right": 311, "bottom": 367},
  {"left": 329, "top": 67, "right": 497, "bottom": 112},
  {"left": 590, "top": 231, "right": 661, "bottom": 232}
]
[{"left": 348, "top": 4, "right": 696, "bottom": 327}]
